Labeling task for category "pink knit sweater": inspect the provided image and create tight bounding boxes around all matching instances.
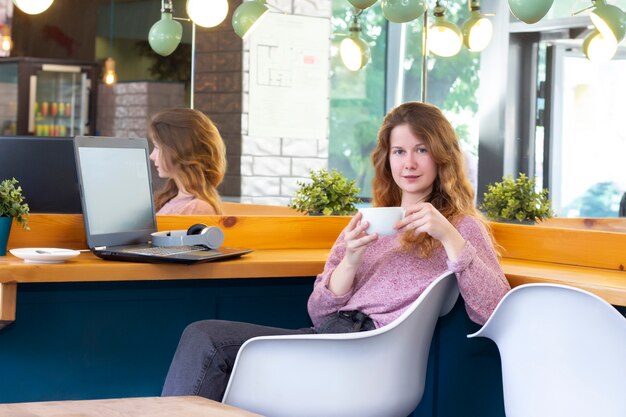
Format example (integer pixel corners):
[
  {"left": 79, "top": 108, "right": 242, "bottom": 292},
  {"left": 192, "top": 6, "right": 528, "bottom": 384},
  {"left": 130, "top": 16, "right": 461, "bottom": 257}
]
[
  {"left": 157, "top": 194, "right": 217, "bottom": 215},
  {"left": 307, "top": 215, "right": 510, "bottom": 327}
]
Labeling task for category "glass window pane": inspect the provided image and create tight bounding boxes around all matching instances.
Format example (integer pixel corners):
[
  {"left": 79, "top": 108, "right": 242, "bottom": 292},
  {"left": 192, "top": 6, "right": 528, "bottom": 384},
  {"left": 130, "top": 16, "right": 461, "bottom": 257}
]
[
  {"left": 554, "top": 54, "right": 626, "bottom": 217},
  {"left": 329, "top": 3, "right": 387, "bottom": 199},
  {"left": 402, "top": 4, "right": 480, "bottom": 190}
]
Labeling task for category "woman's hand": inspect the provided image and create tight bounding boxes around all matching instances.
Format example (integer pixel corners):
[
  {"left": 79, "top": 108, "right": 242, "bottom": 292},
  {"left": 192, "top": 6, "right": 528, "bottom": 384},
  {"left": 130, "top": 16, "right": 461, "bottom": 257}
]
[
  {"left": 395, "top": 202, "right": 466, "bottom": 261},
  {"left": 343, "top": 212, "right": 378, "bottom": 267},
  {"left": 327, "top": 212, "right": 378, "bottom": 296}
]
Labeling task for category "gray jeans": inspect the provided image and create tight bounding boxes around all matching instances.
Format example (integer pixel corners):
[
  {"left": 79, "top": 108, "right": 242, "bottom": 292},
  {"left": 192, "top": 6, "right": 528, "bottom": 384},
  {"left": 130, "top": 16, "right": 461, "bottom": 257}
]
[{"left": 161, "top": 312, "right": 375, "bottom": 400}]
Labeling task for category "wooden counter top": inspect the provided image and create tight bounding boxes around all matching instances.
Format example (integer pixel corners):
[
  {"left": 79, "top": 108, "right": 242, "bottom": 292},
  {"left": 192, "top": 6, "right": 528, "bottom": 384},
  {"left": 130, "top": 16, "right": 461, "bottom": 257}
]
[
  {"left": 0, "top": 249, "right": 330, "bottom": 283},
  {"left": 1, "top": 214, "right": 625, "bottom": 329}
]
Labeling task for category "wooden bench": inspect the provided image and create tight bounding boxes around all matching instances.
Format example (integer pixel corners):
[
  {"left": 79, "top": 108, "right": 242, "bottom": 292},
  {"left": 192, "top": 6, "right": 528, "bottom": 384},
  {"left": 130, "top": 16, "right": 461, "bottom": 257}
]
[{"left": 0, "top": 396, "right": 262, "bottom": 416}]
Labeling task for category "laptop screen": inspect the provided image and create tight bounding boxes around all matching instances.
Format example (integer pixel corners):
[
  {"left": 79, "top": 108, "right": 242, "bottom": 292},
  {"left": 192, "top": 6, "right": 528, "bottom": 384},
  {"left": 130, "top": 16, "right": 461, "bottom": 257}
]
[{"left": 75, "top": 137, "right": 157, "bottom": 248}]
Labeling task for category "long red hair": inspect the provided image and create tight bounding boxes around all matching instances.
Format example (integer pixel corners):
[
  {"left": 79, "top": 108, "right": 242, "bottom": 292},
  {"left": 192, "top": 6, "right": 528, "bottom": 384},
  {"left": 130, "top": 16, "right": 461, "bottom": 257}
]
[
  {"left": 371, "top": 102, "right": 493, "bottom": 257},
  {"left": 149, "top": 108, "right": 226, "bottom": 214}
]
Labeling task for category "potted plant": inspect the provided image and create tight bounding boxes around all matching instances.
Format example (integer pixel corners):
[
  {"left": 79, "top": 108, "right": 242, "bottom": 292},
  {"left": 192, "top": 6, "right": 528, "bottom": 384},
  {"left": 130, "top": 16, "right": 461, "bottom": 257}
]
[
  {"left": 481, "top": 173, "right": 553, "bottom": 223},
  {"left": 0, "top": 178, "right": 30, "bottom": 256},
  {"left": 289, "top": 168, "right": 361, "bottom": 216}
]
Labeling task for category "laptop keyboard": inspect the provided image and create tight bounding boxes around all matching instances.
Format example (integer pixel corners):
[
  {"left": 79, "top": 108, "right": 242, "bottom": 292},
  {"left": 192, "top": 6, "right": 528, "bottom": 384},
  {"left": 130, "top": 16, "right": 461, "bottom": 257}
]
[{"left": 119, "top": 246, "right": 207, "bottom": 256}]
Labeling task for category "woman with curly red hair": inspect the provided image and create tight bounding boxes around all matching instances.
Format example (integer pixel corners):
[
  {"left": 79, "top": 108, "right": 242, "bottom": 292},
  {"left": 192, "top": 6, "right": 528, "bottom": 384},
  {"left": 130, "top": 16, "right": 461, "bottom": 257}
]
[
  {"left": 161, "top": 102, "right": 509, "bottom": 400},
  {"left": 308, "top": 101, "right": 509, "bottom": 326}
]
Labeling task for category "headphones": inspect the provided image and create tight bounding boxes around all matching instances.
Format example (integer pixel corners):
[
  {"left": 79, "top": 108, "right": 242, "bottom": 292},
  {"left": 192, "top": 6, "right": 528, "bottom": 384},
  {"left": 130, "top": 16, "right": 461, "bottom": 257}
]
[{"left": 151, "top": 223, "right": 225, "bottom": 249}]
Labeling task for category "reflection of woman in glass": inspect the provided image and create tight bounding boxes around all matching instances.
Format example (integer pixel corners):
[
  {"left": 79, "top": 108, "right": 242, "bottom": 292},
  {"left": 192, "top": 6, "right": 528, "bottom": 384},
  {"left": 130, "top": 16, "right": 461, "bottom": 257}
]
[{"left": 148, "top": 108, "right": 226, "bottom": 215}]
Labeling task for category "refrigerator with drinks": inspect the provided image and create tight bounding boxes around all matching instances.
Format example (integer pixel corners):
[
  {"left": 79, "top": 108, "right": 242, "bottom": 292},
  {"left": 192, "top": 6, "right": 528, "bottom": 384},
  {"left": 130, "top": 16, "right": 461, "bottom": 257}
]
[{"left": 0, "top": 57, "right": 97, "bottom": 136}]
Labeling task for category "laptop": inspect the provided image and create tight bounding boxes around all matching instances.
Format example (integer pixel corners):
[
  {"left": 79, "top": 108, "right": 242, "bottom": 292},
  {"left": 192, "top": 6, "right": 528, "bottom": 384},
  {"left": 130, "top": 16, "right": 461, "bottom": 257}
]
[{"left": 73, "top": 136, "right": 253, "bottom": 264}]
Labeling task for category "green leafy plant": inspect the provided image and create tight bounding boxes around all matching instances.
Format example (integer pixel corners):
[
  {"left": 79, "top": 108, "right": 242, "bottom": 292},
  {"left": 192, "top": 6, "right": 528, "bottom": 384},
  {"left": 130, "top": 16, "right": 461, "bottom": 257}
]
[
  {"left": 481, "top": 174, "right": 553, "bottom": 222},
  {"left": 0, "top": 178, "right": 30, "bottom": 229},
  {"left": 289, "top": 168, "right": 361, "bottom": 216}
]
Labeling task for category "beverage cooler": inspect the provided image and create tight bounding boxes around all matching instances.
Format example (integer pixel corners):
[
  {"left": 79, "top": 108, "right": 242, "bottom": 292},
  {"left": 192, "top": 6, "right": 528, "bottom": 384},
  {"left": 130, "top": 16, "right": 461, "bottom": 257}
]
[{"left": 0, "top": 57, "right": 98, "bottom": 137}]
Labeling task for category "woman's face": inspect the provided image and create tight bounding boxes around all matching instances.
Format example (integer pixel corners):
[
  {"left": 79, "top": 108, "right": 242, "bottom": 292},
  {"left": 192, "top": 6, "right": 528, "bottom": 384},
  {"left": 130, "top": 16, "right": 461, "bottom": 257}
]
[
  {"left": 149, "top": 141, "right": 175, "bottom": 179},
  {"left": 388, "top": 123, "right": 437, "bottom": 206}
]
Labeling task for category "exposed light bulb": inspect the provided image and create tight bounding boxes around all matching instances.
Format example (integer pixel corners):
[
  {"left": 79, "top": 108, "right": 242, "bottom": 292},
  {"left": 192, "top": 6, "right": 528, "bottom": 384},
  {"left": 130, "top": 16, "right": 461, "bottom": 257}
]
[
  {"left": 12, "top": 0, "right": 54, "bottom": 15},
  {"left": 583, "top": 30, "right": 617, "bottom": 62},
  {"left": 429, "top": 5, "right": 463, "bottom": 57},
  {"left": 462, "top": 4, "right": 493, "bottom": 52},
  {"left": 1, "top": 35, "right": 12, "bottom": 52},
  {"left": 103, "top": 57, "right": 118, "bottom": 86},
  {"left": 339, "top": 16, "right": 370, "bottom": 72},
  {"left": 186, "top": 0, "right": 229, "bottom": 28},
  {"left": 340, "top": 36, "right": 370, "bottom": 71}
]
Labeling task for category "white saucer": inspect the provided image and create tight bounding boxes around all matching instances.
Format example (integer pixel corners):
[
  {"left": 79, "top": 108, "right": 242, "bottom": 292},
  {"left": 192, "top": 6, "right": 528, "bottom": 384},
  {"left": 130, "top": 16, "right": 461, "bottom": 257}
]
[{"left": 9, "top": 248, "right": 81, "bottom": 264}]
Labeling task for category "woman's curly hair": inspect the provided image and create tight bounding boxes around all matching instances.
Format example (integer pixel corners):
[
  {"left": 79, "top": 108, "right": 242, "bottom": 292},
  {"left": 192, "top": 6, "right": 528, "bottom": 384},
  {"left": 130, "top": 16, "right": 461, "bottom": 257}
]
[{"left": 371, "top": 101, "right": 492, "bottom": 257}]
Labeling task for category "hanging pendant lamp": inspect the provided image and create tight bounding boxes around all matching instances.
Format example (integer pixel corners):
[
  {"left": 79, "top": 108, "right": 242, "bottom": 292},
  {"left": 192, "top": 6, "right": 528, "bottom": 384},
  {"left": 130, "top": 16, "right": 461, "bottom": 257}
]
[
  {"left": 590, "top": 0, "right": 626, "bottom": 44},
  {"left": 429, "top": 3, "right": 463, "bottom": 57},
  {"left": 507, "top": 0, "right": 554, "bottom": 24},
  {"left": 1, "top": 25, "right": 12, "bottom": 53},
  {"left": 340, "top": 14, "right": 371, "bottom": 72},
  {"left": 381, "top": 0, "right": 427, "bottom": 23},
  {"left": 347, "top": 0, "right": 378, "bottom": 10},
  {"left": 462, "top": 0, "right": 493, "bottom": 52},
  {"left": 583, "top": 29, "right": 618, "bottom": 61},
  {"left": 149, "top": 0, "right": 183, "bottom": 56},
  {"left": 232, "top": 0, "right": 269, "bottom": 39},
  {"left": 12, "top": 0, "right": 54, "bottom": 15},
  {"left": 186, "top": 0, "right": 229, "bottom": 28}
]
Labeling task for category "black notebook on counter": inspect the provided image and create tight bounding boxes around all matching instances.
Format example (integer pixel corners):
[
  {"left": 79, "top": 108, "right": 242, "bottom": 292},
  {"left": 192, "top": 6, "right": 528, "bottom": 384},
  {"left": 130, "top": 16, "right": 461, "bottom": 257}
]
[{"left": 73, "top": 136, "right": 252, "bottom": 264}]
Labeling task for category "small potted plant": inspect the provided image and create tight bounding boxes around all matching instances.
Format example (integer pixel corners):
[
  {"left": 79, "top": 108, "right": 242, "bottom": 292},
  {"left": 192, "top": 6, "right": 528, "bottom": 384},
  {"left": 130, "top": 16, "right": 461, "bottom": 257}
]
[
  {"left": 289, "top": 168, "right": 361, "bottom": 216},
  {"left": 481, "top": 173, "right": 553, "bottom": 223},
  {"left": 0, "top": 178, "right": 30, "bottom": 256}
]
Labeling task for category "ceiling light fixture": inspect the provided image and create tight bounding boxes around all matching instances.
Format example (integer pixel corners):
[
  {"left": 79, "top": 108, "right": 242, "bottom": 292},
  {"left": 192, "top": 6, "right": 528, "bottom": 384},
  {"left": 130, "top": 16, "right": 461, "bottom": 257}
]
[
  {"left": 232, "top": 0, "right": 269, "bottom": 39},
  {"left": 12, "top": 0, "right": 53, "bottom": 15},
  {"left": 381, "top": 0, "right": 428, "bottom": 23},
  {"left": 0, "top": 25, "right": 12, "bottom": 53},
  {"left": 186, "top": 0, "right": 229, "bottom": 28},
  {"left": 590, "top": 0, "right": 626, "bottom": 44},
  {"left": 340, "top": 12, "right": 371, "bottom": 72},
  {"left": 149, "top": 0, "right": 183, "bottom": 56},
  {"left": 428, "top": 2, "right": 463, "bottom": 57},
  {"left": 461, "top": 0, "right": 493, "bottom": 52},
  {"left": 102, "top": 0, "right": 118, "bottom": 86},
  {"left": 507, "top": 0, "right": 554, "bottom": 24},
  {"left": 583, "top": 29, "right": 618, "bottom": 61}
]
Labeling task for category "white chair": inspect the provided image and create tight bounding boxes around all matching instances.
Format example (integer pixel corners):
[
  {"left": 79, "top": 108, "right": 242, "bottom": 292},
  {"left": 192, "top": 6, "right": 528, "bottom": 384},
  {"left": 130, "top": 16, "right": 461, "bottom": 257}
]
[
  {"left": 468, "top": 283, "right": 626, "bottom": 417},
  {"left": 222, "top": 271, "right": 459, "bottom": 417}
]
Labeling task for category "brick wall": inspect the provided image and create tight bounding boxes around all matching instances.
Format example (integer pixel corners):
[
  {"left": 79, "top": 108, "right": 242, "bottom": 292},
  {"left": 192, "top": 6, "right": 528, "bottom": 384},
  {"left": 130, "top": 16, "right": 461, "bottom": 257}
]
[
  {"left": 194, "top": 3, "right": 244, "bottom": 198},
  {"left": 97, "top": 81, "right": 185, "bottom": 138}
]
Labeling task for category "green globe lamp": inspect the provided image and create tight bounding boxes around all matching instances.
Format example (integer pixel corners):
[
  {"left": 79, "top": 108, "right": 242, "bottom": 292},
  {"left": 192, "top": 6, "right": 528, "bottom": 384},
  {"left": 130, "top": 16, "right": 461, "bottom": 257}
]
[
  {"left": 508, "top": 0, "right": 554, "bottom": 24},
  {"left": 149, "top": 1, "right": 183, "bottom": 57},
  {"left": 590, "top": 0, "right": 626, "bottom": 44},
  {"left": 381, "top": 0, "right": 427, "bottom": 23},
  {"left": 232, "top": 0, "right": 269, "bottom": 39},
  {"left": 347, "top": 0, "right": 378, "bottom": 10}
]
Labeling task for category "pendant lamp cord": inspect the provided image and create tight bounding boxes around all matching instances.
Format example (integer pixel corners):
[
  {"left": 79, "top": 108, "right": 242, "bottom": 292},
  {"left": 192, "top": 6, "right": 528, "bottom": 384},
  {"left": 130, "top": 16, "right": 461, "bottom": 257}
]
[{"left": 109, "top": 0, "right": 114, "bottom": 57}]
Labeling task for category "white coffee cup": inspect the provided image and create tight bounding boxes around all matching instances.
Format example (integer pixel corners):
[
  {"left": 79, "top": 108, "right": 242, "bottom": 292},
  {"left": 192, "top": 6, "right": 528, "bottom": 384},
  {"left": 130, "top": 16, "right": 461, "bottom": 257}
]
[{"left": 358, "top": 207, "right": 405, "bottom": 236}]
